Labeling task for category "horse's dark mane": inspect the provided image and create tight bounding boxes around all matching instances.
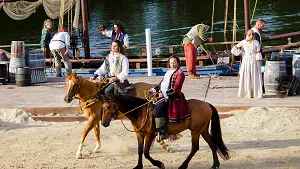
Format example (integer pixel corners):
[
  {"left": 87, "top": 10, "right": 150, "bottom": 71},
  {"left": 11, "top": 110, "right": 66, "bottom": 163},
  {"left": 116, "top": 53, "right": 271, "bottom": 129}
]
[{"left": 112, "top": 95, "right": 148, "bottom": 112}]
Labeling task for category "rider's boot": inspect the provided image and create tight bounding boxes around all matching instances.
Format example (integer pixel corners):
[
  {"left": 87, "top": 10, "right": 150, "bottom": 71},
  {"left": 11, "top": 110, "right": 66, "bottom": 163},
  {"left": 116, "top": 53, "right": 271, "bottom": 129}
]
[{"left": 155, "top": 117, "right": 168, "bottom": 141}]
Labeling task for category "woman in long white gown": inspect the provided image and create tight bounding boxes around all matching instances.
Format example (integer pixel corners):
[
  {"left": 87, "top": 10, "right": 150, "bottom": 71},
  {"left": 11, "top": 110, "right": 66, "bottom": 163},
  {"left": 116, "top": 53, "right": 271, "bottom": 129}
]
[{"left": 231, "top": 29, "right": 263, "bottom": 98}]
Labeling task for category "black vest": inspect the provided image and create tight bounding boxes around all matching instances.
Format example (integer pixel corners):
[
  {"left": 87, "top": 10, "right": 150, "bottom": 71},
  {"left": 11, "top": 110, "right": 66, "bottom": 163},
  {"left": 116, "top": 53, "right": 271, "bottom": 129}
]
[{"left": 111, "top": 31, "right": 127, "bottom": 45}]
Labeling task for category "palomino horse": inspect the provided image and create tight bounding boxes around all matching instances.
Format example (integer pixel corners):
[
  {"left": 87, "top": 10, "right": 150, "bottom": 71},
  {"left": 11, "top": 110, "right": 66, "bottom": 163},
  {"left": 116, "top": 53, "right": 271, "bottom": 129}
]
[
  {"left": 64, "top": 73, "right": 169, "bottom": 158},
  {"left": 101, "top": 95, "right": 230, "bottom": 169}
]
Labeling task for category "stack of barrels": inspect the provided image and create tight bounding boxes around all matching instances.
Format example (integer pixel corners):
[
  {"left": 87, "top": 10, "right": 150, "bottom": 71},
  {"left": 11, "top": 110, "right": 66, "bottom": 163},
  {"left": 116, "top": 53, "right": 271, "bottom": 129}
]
[
  {"left": 264, "top": 51, "right": 300, "bottom": 95},
  {"left": 9, "top": 41, "right": 31, "bottom": 86},
  {"left": 25, "top": 49, "right": 46, "bottom": 83}
]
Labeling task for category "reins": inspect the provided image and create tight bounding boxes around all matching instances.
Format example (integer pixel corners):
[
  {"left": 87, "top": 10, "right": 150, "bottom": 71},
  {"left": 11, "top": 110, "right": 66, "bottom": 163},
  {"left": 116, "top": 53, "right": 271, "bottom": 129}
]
[
  {"left": 74, "top": 77, "right": 111, "bottom": 113},
  {"left": 77, "top": 77, "right": 111, "bottom": 101},
  {"left": 115, "top": 92, "right": 158, "bottom": 132}
]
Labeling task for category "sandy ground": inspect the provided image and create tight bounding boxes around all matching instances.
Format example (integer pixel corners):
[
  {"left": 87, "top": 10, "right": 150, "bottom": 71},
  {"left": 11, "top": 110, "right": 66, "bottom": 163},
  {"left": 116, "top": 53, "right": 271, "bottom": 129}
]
[{"left": 0, "top": 107, "right": 300, "bottom": 169}]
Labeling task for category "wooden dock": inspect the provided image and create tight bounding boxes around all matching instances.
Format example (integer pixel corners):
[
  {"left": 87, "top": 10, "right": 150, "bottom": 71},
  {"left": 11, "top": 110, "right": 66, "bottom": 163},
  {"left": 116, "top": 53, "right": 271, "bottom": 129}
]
[{"left": 0, "top": 76, "right": 300, "bottom": 122}]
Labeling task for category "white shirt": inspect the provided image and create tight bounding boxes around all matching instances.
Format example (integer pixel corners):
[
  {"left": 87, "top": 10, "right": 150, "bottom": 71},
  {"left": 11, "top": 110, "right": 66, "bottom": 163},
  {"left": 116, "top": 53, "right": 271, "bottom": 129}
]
[
  {"left": 160, "top": 69, "right": 177, "bottom": 98},
  {"left": 102, "top": 30, "right": 129, "bottom": 48},
  {"left": 94, "top": 52, "right": 129, "bottom": 83},
  {"left": 49, "top": 32, "right": 70, "bottom": 50}
]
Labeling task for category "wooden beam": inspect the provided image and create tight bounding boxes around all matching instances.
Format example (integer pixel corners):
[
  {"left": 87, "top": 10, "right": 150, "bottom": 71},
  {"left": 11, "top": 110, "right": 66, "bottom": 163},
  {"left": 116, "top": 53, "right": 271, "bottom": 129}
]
[
  {"left": 21, "top": 107, "right": 77, "bottom": 115},
  {"left": 262, "top": 41, "right": 300, "bottom": 53},
  {"left": 81, "top": 0, "right": 90, "bottom": 59},
  {"left": 32, "top": 116, "right": 86, "bottom": 122},
  {"left": 263, "top": 31, "right": 300, "bottom": 42},
  {"left": 244, "top": 0, "right": 251, "bottom": 34}
]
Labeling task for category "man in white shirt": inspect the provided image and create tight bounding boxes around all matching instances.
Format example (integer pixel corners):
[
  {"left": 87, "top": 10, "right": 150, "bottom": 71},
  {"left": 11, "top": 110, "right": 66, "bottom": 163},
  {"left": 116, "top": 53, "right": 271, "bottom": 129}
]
[{"left": 49, "top": 28, "right": 72, "bottom": 77}]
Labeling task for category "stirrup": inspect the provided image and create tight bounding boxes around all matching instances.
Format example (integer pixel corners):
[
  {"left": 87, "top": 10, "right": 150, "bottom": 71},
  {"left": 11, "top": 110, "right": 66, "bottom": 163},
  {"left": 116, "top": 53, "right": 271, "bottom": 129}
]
[{"left": 160, "top": 133, "right": 169, "bottom": 141}]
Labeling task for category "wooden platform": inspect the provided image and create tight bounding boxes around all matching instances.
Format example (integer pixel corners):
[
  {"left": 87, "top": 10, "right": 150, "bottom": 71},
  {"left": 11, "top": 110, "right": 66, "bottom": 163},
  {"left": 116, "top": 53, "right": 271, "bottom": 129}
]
[{"left": 1, "top": 76, "right": 300, "bottom": 122}]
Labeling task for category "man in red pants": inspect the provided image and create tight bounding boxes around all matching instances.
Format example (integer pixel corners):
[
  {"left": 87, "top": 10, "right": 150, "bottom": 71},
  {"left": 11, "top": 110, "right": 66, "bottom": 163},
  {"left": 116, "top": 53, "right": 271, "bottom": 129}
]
[{"left": 183, "top": 22, "right": 213, "bottom": 78}]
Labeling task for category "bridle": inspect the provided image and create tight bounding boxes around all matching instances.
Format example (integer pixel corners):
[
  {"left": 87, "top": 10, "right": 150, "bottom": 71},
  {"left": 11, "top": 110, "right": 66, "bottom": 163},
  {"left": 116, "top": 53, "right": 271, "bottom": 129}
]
[
  {"left": 103, "top": 93, "right": 158, "bottom": 132},
  {"left": 66, "top": 76, "right": 81, "bottom": 100}
]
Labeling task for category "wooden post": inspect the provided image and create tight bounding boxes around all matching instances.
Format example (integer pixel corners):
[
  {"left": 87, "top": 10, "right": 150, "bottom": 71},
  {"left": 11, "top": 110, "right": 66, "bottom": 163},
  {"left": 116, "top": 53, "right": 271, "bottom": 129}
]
[
  {"left": 142, "top": 47, "right": 146, "bottom": 56},
  {"left": 169, "top": 46, "right": 174, "bottom": 54},
  {"left": 244, "top": 0, "right": 251, "bottom": 34},
  {"left": 81, "top": 0, "right": 90, "bottom": 59}
]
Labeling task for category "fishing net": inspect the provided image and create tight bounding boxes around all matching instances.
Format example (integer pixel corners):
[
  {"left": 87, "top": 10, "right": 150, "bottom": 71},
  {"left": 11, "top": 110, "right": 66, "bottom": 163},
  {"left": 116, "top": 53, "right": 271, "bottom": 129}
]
[
  {"left": 3, "top": 0, "right": 42, "bottom": 20},
  {"left": 2, "top": 0, "right": 79, "bottom": 30}
]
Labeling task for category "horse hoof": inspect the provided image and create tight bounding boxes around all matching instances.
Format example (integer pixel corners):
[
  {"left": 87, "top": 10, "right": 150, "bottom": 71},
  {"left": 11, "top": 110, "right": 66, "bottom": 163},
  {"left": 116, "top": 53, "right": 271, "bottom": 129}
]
[
  {"left": 210, "top": 167, "right": 219, "bottom": 169},
  {"left": 160, "top": 163, "right": 165, "bottom": 169},
  {"left": 75, "top": 153, "right": 82, "bottom": 159},
  {"left": 92, "top": 148, "right": 100, "bottom": 154}
]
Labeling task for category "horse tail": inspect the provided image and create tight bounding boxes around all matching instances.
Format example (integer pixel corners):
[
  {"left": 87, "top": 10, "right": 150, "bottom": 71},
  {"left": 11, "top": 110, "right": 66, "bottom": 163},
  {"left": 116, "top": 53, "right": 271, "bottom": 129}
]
[{"left": 209, "top": 103, "right": 230, "bottom": 160}]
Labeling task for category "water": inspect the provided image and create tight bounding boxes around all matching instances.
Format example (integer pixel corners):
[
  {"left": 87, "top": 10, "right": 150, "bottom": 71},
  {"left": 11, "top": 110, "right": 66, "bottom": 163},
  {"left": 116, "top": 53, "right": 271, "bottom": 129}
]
[{"left": 1, "top": 0, "right": 300, "bottom": 54}]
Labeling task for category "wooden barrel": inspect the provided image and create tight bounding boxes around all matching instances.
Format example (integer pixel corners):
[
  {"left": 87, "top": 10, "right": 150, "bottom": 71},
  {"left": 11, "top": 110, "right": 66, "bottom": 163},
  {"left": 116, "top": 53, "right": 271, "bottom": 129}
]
[
  {"left": 271, "top": 51, "right": 295, "bottom": 75},
  {"left": 9, "top": 41, "right": 26, "bottom": 82},
  {"left": 264, "top": 61, "right": 287, "bottom": 95},
  {"left": 292, "top": 52, "right": 300, "bottom": 94},
  {"left": 15, "top": 67, "right": 31, "bottom": 86},
  {"left": 25, "top": 49, "right": 45, "bottom": 68}
]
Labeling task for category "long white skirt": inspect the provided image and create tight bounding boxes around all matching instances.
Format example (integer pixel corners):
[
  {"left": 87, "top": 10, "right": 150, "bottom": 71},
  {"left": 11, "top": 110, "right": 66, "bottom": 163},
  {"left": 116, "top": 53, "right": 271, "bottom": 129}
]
[{"left": 238, "top": 56, "right": 263, "bottom": 98}]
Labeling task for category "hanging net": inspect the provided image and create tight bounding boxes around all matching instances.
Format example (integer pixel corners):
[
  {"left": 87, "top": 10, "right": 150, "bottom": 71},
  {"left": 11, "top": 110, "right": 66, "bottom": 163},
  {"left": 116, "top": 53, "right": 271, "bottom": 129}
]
[
  {"left": 43, "top": 0, "right": 76, "bottom": 19},
  {"left": 3, "top": 0, "right": 42, "bottom": 20},
  {"left": 1, "top": 0, "right": 79, "bottom": 30}
]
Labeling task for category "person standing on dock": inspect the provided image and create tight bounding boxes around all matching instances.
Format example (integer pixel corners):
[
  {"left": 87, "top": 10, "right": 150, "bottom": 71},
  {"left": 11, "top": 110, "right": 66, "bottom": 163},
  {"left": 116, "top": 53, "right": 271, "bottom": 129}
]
[
  {"left": 231, "top": 29, "right": 263, "bottom": 98},
  {"left": 182, "top": 22, "right": 213, "bottom": 78},
  {"left": 40, "top": 19, "right": 53, "bottom": 58},
  {"left": 90, "top": 40, "right": 130, "bottom": 95},
  {"left": 98, "top": 20, "right": 129, "bottom": 49},
  {"left": 49, "top": 28, "right": 72, "bottom": 77},
  {"left": 251, "top": 18, "right": 266, "bottom": 59},
  {"left": 251, "top": 18, "right": 266, "bottom": 93}
]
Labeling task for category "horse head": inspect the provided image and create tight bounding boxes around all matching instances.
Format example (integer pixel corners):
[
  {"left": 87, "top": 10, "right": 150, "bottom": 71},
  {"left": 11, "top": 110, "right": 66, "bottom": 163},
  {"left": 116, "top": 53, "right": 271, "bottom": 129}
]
[
  {"left": 101, "top": 95, "right": 119, "bottom": 127},
  {"left": 64, "top": 72, "right": 81, "bottom": 103}
]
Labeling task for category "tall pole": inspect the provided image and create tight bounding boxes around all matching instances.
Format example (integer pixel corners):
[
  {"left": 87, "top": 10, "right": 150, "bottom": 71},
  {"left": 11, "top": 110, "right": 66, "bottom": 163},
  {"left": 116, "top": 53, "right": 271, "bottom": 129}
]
[
  {"left": 145, "top": 28, "right": 153, "bottom": 76},
  {"left": 81, "top": 0, "right": 90, "bottom": 59},
  {"left": 244, "top": 0, "right": 251, "bottom": 35}
]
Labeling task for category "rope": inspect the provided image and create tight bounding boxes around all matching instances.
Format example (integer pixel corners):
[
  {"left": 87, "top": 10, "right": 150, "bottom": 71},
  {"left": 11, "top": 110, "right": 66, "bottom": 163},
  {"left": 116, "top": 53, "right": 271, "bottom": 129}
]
[
  {"left": 232, "top": 0, "right": 237, "bottom": 43},
  {"left": 209, "top": 85, "right": 239, "bottom": 89},
  {"left": 210, "top": 0, "right": 216, "bottom": 65},
  {"left": 117, "top": 93, "right": 158, "bottom": 132},
  {"left": 250, "top": 0, "right": 259, "bottom": 24},
  {"left": 211, "top": 0, "right": 215, "bottom": 38},
  {"left": 78, "top": 77, "right": 111, "bottom": 101},
  {"left": 118, "top": 105, "right": 149, "bottom": 132},
  {"left": 204, "top": 76, "right": 211, "bottom": 101},
  {"left": 223, "top": 0, "right": 229, "bottom": 50}
]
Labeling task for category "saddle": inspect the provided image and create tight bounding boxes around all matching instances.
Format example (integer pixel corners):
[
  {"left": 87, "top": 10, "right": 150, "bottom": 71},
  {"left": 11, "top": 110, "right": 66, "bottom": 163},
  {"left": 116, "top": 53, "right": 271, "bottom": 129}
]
[{"left": 114, "top": 79, "right": 133, "bottom": 95}]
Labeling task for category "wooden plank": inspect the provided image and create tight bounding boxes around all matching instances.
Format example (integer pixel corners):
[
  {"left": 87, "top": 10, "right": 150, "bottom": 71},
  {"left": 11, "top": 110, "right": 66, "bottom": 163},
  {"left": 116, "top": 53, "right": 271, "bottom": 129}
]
[
  {"left": 22, "top": 107, "right": 78, "bottom": 115},
  {"left": 32, "top": 116, "right": 86, "bottom": 122},
  {"left": 31, "top": 113, "right": 231, "bottom": 122},
  {"left": 215, "top": 106, "right": 251, "bottom": 112}
]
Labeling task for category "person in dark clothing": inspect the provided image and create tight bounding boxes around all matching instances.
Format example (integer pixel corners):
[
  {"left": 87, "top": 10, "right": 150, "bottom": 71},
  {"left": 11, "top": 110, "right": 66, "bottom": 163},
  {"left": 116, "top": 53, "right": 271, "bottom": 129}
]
[
  {"left": 40, "top": 19, "right": 53, "bottom": 58},
  {"left": 98, "top": 20, "right": 129, "bottom": 49},
  {"left": 251, "top": 18, "right": 266, "bottom": 93}
]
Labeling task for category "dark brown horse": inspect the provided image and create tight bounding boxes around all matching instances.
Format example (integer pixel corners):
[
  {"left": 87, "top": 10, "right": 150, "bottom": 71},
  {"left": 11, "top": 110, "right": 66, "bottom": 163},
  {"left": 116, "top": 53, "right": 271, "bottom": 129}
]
[
  {"left": 64, "top": 73, "right": 170, "bottom": 158},
  {"left": 101, "top": 95, "right": 230, "bottom": 169}
]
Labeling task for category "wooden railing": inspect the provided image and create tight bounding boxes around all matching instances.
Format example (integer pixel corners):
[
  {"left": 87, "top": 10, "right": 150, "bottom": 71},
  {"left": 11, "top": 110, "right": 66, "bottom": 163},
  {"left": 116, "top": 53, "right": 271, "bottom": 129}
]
[{"left": 1, "top": 42, "right": 234, "bottom": 69}]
